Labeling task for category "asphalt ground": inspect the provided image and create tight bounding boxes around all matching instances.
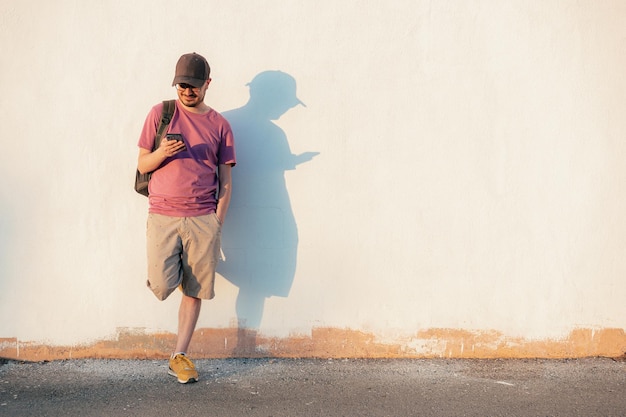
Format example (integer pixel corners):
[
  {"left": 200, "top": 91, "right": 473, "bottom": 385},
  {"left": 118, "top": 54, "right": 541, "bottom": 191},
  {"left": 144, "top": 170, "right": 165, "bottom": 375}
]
[{"left": 1, "top": 357, "right": 624, "bottom": 416}]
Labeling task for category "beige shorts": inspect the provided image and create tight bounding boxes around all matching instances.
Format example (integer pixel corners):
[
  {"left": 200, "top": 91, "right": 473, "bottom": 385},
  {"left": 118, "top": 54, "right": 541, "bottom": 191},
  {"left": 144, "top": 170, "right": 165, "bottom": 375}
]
[{"left": 146, "top": 213, "right": 222, "bottom": 300}]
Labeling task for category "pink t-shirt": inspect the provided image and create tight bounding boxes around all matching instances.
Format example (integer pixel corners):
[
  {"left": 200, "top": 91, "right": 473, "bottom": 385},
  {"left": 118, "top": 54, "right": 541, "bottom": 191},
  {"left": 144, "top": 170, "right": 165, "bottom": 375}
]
[{"left": 138, "top": 101, "right": 236, "bottom": 217}]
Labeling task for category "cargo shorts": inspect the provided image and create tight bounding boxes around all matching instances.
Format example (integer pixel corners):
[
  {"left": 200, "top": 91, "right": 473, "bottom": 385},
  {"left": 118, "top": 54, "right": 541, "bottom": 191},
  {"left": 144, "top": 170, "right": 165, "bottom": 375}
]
[{"left": 146, "top": 212, "right": 222, "bottom": 300}]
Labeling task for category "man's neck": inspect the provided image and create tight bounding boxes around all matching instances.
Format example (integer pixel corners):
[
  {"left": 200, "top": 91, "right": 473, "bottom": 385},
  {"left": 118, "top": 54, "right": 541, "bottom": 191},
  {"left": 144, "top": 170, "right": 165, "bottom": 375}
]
[{"left": 180, "top": 101, "right": 211, "bottom": 114}]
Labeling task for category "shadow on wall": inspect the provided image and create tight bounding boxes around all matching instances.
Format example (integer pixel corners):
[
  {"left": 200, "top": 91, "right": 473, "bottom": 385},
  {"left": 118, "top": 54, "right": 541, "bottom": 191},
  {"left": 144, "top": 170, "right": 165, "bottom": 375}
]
[
  {"left": 0, "top": 204, "right": 8, "bottom": 297},
  {"left": 0, "top": 182, "right": 19, "bottom": 333},
  {"left": 219, "top": 71, "right": 318, "bottom": 354}
]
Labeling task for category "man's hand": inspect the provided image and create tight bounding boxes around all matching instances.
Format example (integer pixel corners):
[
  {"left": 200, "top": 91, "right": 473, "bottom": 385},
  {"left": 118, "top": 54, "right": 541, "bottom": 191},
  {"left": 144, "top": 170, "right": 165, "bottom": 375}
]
[{"left": 159, "top": 139, "right": 187, "bottom": 158}]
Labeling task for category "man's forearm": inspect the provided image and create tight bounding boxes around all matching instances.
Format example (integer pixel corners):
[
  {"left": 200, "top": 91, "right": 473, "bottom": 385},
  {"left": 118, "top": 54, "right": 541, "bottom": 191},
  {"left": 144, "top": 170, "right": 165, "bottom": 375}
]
[
  {"left": 137, "top": 148, "right": 167, "bottom": 174},
  {"left": 215, "top": 164, "right": 233, "bottom": 223}
]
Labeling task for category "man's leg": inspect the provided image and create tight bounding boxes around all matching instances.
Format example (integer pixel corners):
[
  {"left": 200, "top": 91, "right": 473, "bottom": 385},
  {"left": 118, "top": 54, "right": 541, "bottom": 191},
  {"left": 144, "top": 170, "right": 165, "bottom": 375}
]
[
  {"left": 175, "top": 294, "right": 202, "bottom": 353},
  {"left": 168, "top": 214, "right": 219, "bottom": 383},
  {"left": 168, "top": 294, "right": 201, "bottom": 383}
]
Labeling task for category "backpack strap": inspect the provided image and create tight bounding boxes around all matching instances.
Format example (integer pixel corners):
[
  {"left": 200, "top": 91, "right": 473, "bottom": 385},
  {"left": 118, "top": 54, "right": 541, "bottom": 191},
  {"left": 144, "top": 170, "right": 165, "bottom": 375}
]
[{"left": 153, "top": 100, "right": 176, "bottom": 151}]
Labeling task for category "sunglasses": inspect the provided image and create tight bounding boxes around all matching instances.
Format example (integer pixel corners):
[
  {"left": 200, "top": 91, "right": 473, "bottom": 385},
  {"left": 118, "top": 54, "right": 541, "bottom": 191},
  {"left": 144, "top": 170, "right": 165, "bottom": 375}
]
[{"left": 176, "top": 83, "right": 200, "bottom": 91}]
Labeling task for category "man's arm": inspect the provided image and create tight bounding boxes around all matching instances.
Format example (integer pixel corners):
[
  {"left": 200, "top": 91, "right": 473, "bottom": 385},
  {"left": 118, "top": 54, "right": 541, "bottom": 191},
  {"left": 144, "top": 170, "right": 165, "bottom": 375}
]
[
  {"left": 137, "top": 140, "right": 186, "bottom": 174},
  {"left": 215, "top": 164, "right": 233, "bottom": 224}
]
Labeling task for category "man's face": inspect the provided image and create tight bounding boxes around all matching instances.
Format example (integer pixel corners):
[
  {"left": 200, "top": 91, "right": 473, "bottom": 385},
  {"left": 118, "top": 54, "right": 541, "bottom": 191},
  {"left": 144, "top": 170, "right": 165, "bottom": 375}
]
[{"left": 176, "top": 80, "right": 211, "bottom": 107}]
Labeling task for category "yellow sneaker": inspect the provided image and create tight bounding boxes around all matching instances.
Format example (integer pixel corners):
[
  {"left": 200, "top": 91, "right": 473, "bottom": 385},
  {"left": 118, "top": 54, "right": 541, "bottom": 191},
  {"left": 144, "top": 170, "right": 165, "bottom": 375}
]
[{"left": 168, "top": 354, "right": 198, "bottom": 384}]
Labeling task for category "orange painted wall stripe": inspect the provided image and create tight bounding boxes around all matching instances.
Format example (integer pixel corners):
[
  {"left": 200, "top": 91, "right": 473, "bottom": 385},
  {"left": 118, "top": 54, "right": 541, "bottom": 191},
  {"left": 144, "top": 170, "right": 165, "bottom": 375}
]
[{"left": 1, "top": 327, "right": 624, "bottom": 362}]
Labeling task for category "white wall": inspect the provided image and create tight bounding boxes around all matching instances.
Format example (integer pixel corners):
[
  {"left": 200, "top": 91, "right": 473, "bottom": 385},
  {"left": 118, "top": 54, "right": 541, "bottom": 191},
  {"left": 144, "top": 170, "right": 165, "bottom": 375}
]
[{"left": 0, "top": 0, "right": 625, "bottom": 354}]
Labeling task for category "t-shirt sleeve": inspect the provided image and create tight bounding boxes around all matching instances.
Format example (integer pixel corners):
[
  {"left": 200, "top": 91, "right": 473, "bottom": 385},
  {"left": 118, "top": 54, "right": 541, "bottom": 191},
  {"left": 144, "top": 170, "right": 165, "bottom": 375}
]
[
  {"left": 137, "top": 103, "right": 163, "bottom": 151},
  {"left": 218, "top": 120, "right": 237, "bottom": 166}
]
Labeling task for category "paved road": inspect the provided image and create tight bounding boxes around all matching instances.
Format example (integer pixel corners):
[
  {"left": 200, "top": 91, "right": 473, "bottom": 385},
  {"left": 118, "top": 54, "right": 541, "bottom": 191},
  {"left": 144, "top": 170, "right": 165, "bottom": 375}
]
[{"left": 1, "top": 357, "right": 624, "bottom": 416}]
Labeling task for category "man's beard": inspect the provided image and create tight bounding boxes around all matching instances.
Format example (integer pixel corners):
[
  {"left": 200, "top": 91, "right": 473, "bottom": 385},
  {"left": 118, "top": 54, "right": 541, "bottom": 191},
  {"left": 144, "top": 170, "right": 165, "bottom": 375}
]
[{"left": 180, "top": 92, "right": 204, "bottom": 107}]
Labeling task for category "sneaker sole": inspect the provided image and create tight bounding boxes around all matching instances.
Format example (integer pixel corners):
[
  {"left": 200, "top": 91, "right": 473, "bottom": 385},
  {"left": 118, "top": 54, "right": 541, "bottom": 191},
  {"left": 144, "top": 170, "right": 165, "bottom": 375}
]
[{"left": 168, "top": 368, "right": 198, "bottom": 384}]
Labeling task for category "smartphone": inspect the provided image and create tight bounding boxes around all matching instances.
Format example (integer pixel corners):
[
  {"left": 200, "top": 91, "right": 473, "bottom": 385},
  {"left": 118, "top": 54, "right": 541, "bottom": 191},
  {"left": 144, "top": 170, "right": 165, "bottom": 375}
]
[
  {"left": 166, "top": 133, "right": 186, "bottom": 151},
  {"left": 166, "top": 133, "right": 184, "bottom": 143}
]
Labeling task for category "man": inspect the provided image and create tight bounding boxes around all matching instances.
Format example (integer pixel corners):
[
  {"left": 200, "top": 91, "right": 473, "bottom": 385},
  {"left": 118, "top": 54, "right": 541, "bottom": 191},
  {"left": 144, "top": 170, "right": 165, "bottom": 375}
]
[{"left": 137, "top": 52, "right": 236, "bottom": 383}]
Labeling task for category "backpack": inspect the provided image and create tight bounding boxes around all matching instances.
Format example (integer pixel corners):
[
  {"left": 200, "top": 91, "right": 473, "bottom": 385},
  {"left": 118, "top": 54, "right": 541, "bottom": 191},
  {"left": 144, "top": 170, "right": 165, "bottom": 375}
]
[{"left": 134, "top": 100, "right": 176, "bottom": 197}]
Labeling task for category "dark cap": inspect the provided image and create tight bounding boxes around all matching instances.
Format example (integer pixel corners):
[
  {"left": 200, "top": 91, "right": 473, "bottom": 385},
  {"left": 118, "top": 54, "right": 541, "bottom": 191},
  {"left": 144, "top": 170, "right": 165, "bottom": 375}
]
[{"left": 172, "top": 53, "right": 210, "bottom": 88}]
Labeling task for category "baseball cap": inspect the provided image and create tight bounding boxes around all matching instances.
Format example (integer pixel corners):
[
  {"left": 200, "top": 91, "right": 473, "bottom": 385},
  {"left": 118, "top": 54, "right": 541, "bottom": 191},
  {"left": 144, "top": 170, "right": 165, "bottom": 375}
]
[{"left": 172, "top": 53, "right": 211, "bottom": 88}]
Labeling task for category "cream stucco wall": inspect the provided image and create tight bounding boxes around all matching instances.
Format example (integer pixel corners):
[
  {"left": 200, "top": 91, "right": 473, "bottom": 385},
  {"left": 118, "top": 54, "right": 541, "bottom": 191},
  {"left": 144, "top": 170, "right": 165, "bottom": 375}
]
[{"left": 0, "top": 0, "right": 625, "bottom": 359}]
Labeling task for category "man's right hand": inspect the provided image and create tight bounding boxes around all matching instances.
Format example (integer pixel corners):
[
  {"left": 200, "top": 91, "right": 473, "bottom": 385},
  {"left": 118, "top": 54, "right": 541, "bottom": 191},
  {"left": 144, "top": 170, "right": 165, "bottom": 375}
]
[{"left": 159, "top": 139, "right": 187, "bottom": 158}]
